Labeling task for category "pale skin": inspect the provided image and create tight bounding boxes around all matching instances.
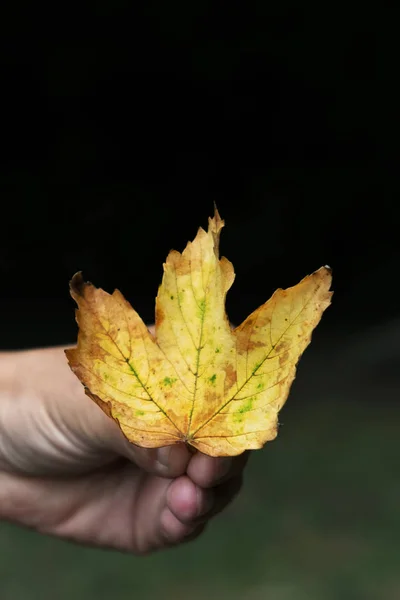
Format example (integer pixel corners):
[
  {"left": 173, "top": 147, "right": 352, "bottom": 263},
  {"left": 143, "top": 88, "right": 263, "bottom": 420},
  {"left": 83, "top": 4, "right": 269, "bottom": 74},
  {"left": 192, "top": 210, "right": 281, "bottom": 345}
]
[{"left": 0, "top": 331, "right": 248, "bottom": 555}]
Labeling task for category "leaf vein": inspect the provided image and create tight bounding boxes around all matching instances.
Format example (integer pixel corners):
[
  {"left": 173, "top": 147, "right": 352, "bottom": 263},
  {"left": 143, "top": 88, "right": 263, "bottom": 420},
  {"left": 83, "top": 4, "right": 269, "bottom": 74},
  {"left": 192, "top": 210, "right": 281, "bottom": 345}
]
[{"left": 192, "top": 287, "right": 321, "bottom": 437}]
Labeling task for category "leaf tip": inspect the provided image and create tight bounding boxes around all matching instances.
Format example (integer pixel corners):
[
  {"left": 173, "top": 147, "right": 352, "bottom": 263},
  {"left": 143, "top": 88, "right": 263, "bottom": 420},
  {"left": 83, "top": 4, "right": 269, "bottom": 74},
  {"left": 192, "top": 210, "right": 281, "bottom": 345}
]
[
  {"left": 208, "top": 204, "right": 224, "bottom": 233},
  {"left": 208, "top": 204, "right": 225, "bottom": 257},
  {"left": 70, "top": 271, "right": 86, "bottom": 297}
]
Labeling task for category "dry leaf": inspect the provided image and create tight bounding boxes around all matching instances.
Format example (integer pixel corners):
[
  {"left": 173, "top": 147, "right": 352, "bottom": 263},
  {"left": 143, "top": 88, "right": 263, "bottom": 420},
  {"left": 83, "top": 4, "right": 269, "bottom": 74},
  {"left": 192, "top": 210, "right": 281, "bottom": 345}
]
[{"left": 66, "top": 210, "right": 332, "bottom": 456}]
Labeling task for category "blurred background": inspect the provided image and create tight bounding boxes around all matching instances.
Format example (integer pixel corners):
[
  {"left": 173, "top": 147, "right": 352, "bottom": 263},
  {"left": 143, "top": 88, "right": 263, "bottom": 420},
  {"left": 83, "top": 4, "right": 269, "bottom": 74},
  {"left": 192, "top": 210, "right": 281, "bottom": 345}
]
[{"left": 0, "top": 2, "right": 398, "bottom": 599}]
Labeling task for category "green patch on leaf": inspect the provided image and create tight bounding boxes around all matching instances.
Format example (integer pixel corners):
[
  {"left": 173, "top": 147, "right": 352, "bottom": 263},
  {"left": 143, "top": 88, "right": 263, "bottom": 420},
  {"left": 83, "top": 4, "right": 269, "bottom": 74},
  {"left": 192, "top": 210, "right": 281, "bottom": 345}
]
[
  {"left": 238, "top": 398, "right": 254, "bottom": 414},
  {"left": 233, "top": 412, "right": 243, "bottom": 423},
  {"left": 197, "top": 298, "right": 206, "bottom": 319},
  {"left": 163, "top": 376, "right": 177, "bottom": 387}
]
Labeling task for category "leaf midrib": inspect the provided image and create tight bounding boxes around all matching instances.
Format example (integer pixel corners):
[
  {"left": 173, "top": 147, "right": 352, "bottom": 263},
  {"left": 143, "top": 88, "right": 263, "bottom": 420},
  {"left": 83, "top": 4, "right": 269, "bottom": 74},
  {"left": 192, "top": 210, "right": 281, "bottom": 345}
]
[{"left": 186, "top": 300, "right": 206, "bottom": 437}]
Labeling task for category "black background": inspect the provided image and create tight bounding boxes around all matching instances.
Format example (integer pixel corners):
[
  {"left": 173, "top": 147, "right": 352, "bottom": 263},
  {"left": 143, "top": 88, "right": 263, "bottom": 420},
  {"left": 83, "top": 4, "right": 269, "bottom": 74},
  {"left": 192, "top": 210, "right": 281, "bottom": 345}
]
[{"left": 0, "top": 3, "right": 394, "bottom": 349}]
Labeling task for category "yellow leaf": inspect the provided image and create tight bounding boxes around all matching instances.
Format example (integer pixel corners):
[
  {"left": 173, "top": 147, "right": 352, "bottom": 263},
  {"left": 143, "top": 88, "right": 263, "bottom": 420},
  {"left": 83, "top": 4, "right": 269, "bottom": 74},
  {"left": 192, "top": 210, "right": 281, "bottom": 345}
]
[{"left": 66, "top": 210, "right": 332, "bottom": 456}]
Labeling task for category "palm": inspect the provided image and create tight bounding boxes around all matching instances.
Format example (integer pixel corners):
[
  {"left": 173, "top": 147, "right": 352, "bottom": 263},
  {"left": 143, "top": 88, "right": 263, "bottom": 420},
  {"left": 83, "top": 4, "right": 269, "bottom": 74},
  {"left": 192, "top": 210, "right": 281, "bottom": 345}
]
[
  {"left": 0, "top": 347, "right": 247, "bottom": 554},
  {"left": 1, "top": 459, "right": 214, "bottom": 554}
]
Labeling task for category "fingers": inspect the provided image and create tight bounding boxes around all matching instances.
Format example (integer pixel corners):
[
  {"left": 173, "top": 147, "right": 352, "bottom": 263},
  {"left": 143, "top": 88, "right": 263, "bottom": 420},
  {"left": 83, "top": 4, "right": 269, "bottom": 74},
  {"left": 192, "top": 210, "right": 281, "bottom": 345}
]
[
  {"left": 110, "top": 433, "right": 192, "bottom": 478},
  {"left": 124, "top": 442, "right": 192, "bottom": 478},
  {"left": 112, "top": 423, "right": 249, "bottom": 485},
  {"left": 167, "top": 476, "right": 213, "bottom": 522},
  {"left": 135, "top": 450, "right": 249, "bottom": 550},
  {"left": 124, "top": 444, "right": 249, "bottom": 486},
  {"left": 161, "top": 471, "right": 244, "bottom": 546},
  {"left": 157, "top": 450, "right": 249, "bottom": 546},
  {"left": 129, "top": 462, "right": 244, "bottom": 552},
  {"left": 159, "top": 506, "right": 207, "bottom": 547},
  {"left": 187, "top": 450, "right": 250, "bottom": 488},
  {"left": 159, "top": 477, "right": 205, "bottom": 545}
]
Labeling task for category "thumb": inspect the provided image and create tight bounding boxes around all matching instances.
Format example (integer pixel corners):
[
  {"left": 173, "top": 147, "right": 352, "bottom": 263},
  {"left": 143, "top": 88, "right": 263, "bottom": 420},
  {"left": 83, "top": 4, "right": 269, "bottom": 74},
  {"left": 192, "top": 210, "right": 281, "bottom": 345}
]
[{"left": 79, "top": 386, "right": 191, "bottom": 478}]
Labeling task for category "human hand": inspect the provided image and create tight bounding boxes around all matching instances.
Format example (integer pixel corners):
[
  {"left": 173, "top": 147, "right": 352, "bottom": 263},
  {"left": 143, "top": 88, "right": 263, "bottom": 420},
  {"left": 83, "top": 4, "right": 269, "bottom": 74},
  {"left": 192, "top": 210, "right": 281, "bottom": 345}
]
[{"left": 0, "top": 345, "right": 248, "bottom": 554}]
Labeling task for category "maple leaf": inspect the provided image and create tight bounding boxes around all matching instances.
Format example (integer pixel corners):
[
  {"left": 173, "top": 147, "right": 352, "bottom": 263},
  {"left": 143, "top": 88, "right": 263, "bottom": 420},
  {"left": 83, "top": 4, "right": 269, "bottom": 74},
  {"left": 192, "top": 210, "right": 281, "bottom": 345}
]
[{"left": 66, "top": 210, "right": 332, "bottom": 457}]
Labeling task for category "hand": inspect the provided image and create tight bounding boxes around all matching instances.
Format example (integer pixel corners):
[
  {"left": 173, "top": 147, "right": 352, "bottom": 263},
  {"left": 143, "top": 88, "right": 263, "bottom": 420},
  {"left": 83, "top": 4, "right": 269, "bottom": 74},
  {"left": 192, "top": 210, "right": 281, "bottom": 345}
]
[{"left": 0, "top": 346, "right": 248, "bottom": 554}]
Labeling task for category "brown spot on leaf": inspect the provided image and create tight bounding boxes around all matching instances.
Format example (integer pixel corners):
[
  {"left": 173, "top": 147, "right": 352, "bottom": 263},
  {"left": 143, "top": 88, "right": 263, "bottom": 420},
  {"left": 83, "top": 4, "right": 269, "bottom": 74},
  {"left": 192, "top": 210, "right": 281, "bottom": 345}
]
[
  {"left": 255, "top": 313, "right": 271, "bottom": 329},
  {"left": 235, "top": 326, "right": 260, "bottom": 353},
  {"left": 193, "top": 388, "right": 218, "bottom": 425},
  {"left": 279, "top": 351, "right": 290, "bottom": 367},
  {"left": 155, "top": 301, "right": 165, "bottom": 327},
  {"left": 235, "top": 332, "right": 247, "bottom": 354},
  {"left": 175, "top": 257, "right": 191, "bottom": 276},
  {"left": 167, "top": 250, "right": 191, "bottom": 276},
  {"left": 224, "top": 363, "right": 237, "bottom": 392},
  {"left": 204, "top": 388, "right": 217, "bottom": 408},
  {"left": 275, "top": 341, "right": 288, "bottom": 354},
  {"left": 247, "top": 340, "right": 266, "bottom": 351}
]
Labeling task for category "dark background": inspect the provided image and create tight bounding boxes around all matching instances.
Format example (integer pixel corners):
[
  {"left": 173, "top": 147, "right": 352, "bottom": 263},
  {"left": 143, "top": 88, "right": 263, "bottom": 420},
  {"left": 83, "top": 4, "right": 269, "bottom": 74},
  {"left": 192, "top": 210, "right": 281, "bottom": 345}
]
[
  {"left": 1, "top": 4, "right": 399, "bottom": 600},
  {"left": 0, "top": 3, "right": 394, "bottom": 349}
]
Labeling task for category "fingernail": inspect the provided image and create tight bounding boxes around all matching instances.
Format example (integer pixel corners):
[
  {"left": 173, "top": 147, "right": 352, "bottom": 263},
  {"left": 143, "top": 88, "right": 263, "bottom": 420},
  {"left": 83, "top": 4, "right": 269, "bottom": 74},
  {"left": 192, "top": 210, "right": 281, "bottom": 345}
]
[{"left": 157, "top": 446, "right": 172, "bottom": 468}]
